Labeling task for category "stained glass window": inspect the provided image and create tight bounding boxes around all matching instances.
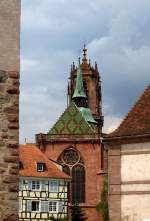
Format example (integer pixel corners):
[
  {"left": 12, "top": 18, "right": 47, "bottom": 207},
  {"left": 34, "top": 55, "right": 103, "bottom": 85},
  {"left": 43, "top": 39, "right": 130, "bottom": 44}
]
[
  {"left": 58, "top": 147, "right": 85, "bottom": 203},
  {"left": 72, "top": 165, "right": 85, "bottom": 203},
  {"left": 63, "top": 149, "right": 79, "bottom": 165}
]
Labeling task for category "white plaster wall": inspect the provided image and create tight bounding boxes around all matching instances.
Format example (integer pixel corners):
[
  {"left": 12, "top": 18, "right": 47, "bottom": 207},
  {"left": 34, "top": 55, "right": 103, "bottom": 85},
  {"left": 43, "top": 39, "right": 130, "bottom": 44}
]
[
  {"left": 121, "top": 142, "right": 150, "bottom": 221},
  {"left": 121, "top": 195, "right": 150, "bottom": 221},
  {"left": 121, "top": 142, "right": 150, "bottom": 182}
]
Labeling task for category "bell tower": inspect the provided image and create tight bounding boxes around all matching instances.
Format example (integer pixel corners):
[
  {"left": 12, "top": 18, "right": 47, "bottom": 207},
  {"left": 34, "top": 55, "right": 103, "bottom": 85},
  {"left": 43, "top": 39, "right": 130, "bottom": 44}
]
[{"left": 68, "top": 45, "right": 103, "bottom": 132}]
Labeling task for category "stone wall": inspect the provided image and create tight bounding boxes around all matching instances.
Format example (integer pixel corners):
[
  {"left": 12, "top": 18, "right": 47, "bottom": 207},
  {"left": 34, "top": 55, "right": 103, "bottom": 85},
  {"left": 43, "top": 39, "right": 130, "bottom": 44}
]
[
  {"left": 0, "top": 0, "right": 20, "bottom": 220},
  {"left": 0, "top": 70, "right": 19, "bottom": 221},
  {"left": 0, "top": 0, "right": 20, "bottom": 71}
]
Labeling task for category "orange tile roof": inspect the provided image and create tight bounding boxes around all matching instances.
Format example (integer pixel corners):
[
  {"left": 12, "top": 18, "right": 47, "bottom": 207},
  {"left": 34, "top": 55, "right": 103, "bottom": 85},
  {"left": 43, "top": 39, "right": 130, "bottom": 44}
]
[
  {"left": 19, "top": 144, "right": 70, "bottom": 179},
  {"left": 109, "top": 84, "right": 150, "bottom": 137}
]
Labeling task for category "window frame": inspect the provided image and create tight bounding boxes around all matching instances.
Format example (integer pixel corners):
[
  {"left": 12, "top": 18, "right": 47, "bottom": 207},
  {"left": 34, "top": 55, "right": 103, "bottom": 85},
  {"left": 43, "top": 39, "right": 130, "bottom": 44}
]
[
  {"left": 31, "top": 180, "right": 41, "bottom": 191},
  {"left": 37, "top": 163, "right": 45, "bottom": 172},
  {"left": 48, "top": 201, "right": 58, "bottom": 213}
]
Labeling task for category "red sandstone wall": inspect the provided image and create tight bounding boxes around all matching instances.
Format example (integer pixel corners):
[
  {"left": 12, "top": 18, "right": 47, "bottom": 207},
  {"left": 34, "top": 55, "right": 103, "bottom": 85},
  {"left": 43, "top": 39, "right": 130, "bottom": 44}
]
[{"left": 43, "top": 140, "right": 104, "bottom": 221}]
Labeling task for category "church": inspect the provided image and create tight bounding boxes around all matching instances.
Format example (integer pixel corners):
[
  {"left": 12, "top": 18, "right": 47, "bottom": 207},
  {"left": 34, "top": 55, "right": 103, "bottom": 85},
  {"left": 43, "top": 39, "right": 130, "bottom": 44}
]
[{"left": 36, "top": 46, "right": 106, "bottom": 221}]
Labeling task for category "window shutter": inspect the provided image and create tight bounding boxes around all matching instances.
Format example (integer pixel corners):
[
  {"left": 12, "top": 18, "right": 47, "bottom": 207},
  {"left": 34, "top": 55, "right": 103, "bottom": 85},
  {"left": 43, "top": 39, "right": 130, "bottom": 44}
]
[
  {"left": 27, "top": 200, "right": 31, "bottom": 212},
  {"left": 19, "top": 179, "right": 23, "bottom": 191},
  {"left": 41, "top": 180, "right": 46, "bottom": 191},
  {"left": 18, "top": 199, "right": 22, "bottom": 211},
  {"left": 28, "top": 180, "right": 32, "bottom": 190},
  {"left": 41, "top": 201, "right": 48, "bottom": 212},
  {"left": 58, "top": 201, "right": 64, "bottom": 213},
  {"left": 49, "top": 180, "right": 58, "bottom": 192}
]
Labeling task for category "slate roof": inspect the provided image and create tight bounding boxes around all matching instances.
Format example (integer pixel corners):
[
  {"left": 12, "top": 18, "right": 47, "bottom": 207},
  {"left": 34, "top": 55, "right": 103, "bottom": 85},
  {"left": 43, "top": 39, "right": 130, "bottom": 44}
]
[
  {"left": 48, "top": 102, "right": 95, "bottom": 138},
  {"left": 109, "top": 84, "right": 150, "bottom": 137},
  {"left": 19, "top": 144, "right": 70, "bottom": 179}
]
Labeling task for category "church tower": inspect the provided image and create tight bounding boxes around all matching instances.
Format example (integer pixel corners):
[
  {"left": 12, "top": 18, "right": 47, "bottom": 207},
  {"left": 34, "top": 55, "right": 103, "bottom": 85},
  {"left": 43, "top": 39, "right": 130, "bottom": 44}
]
[
  {"left": 68, "top": 45, "right": 103, "bottom": 132},
  {"left": 36, "top": 48, "right": 105, "bottom": 221}
]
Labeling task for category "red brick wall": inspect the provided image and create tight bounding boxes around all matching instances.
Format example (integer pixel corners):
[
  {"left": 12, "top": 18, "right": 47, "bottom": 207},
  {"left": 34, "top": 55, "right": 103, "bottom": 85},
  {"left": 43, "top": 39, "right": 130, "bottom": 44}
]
[{"left": 43, "top": 140, "right": 104, "bottom": 221}]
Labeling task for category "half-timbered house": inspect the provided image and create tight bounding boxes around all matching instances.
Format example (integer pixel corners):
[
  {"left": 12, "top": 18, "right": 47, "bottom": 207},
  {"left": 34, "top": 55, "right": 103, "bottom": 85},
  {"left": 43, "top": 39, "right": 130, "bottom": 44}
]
[{"left": 19, "top": 144, "right": 70, "bottom": 221}]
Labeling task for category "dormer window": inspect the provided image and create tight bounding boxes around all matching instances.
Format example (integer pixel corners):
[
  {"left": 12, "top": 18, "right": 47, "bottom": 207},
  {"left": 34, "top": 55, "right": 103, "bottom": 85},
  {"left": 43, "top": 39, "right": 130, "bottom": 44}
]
[{"left": 37, "top": 163, "right": 45, "bottom": 172}]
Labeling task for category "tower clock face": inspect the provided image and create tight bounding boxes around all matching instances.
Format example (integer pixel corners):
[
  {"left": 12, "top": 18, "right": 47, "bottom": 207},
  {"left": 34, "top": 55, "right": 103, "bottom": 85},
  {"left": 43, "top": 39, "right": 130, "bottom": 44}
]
[{"left": 63, "top": 149, "right": 79, "bottom": 165}]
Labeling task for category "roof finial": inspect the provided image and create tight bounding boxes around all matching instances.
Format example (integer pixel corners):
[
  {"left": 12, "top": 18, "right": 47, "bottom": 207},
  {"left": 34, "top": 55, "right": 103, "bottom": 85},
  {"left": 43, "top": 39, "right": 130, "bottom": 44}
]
[
  {"left": 72, "top": 61, "right": 75, "bottom": 70},
  {"left": 95, "top": 61, "right": 98, "bottom": 71},
  {"left": 78, "top": 57, "right": 81, "bottom": 66},
  {"left": 89, "top": 59, "right": 91, "bottom": 66},
  {"left": 82, "top": 44, "right": 87, "bottom": 63}
]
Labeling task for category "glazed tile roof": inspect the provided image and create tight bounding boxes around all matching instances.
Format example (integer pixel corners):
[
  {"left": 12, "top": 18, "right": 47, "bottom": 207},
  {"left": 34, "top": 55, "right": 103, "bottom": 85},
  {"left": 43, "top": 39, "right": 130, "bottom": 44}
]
[
  {"left": 109, "top": 84, "right": 150, "bottom": 137},
  {"left": 48, "top": 102, "right": 95, "bottom": 138},
  {"left": 79, "top": 107, "right": 97, "bottom": 124},
  {"left": 19, "top": 144, "right": 70, "bottom": 179}
]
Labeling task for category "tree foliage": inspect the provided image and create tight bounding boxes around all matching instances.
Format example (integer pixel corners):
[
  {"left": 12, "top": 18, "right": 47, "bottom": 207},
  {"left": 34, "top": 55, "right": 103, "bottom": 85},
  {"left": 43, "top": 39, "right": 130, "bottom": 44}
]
[
  {"left": 96, "top": 176, "right": 109, "bottom": 221},
  {"left": 71, "top": 203, "right": 87, "bottom": 221}
]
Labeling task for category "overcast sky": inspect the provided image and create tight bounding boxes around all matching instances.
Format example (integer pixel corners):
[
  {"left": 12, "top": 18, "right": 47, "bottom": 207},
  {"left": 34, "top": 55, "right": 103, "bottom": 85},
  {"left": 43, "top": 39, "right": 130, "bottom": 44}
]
[{"left": 20, "top": 0, "right": 150, "bottom": 143}]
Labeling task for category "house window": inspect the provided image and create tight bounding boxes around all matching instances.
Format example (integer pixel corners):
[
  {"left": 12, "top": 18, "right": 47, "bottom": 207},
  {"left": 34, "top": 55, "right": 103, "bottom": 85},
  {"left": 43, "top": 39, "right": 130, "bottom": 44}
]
[
  {"left": 31, "top": 180, "right": 41, "bottom": 190},
  {"left": 49, "top": 180, "right": 58, "bottom": 192},
  {"left": 31, "top": 201, "right": 40, "bottom": 211},
  {"left": 49, "top": 201, "right": 57, "bottom": 212},
  {"left": 37, "top": 163, "right": 45, "bottom": 172}
]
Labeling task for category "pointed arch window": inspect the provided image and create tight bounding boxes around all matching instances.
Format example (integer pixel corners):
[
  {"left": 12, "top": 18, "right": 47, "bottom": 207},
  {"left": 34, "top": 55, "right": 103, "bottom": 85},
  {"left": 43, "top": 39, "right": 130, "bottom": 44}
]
[{"left": 58, "top": 147, "right": 85, "bottom": 203}]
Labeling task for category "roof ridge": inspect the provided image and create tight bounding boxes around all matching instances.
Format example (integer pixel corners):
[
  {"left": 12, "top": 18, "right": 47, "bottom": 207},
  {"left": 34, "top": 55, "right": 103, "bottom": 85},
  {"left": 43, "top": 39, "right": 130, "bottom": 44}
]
[{"left": 109, "top": 83, "right": 150, "bottom": 137}]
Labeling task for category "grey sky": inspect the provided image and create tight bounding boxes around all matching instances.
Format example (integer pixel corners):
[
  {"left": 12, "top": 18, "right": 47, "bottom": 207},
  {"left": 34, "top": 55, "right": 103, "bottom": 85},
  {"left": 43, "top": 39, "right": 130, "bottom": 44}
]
[{"left": 20, "top": 0, "right": 150, "bottom": 143}]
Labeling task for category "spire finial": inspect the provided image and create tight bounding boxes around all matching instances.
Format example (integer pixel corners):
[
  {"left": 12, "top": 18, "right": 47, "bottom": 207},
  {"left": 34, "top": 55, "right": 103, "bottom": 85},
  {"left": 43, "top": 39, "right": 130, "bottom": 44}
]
[{"left": 83, "top": 44, "right": 87, "bottom": 61}]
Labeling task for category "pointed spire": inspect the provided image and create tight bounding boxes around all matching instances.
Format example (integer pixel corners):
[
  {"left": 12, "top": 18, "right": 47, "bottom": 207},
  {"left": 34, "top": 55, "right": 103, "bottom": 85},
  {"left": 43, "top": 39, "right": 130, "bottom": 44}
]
[{"left": 72, "top": 65, "right": 87, "bottom": 99}]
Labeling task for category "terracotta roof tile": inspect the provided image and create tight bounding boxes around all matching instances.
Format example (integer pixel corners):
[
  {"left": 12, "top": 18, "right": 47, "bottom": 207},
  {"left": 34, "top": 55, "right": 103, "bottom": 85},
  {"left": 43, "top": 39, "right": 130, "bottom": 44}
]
[
  {"left": 19, "top": 144, "right": 70, "bottom": 179},
  {"left": 109, "top": 84, "right": 150, "bottom": 137}
]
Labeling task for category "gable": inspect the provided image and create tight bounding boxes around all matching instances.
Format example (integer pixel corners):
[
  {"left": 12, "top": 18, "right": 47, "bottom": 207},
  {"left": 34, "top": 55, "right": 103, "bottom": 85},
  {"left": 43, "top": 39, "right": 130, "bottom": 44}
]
[
  {"left": 109, "top": 84, "right": 150, "bottom": 137},
  {"left": 48, "top": 102, "right": 95, "bottom": 138}
]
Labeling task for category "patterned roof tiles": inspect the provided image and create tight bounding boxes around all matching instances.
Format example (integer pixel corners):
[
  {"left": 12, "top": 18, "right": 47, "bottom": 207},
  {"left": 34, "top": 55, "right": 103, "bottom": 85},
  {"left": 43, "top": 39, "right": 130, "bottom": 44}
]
[{"left": 109, "top": 84, "right": 150, "bottom": 137}]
